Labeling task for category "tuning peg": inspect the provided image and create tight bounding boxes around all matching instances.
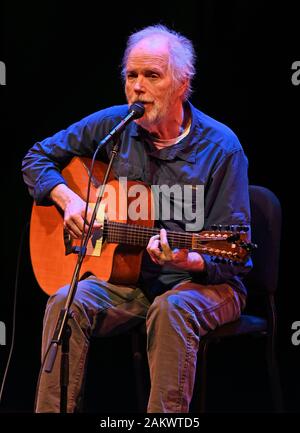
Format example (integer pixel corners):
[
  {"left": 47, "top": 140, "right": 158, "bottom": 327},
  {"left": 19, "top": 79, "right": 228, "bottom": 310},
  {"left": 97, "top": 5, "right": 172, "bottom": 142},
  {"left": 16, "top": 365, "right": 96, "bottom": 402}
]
[
  {"left": 211, "top": 257, "right": 221, "bottom": 263},
  {"left": 239, "top": 241, "right": 257, "bottom": 251},
  {"left": 210, "top": 224, "right": 227, "bottom": 231},
  {"left": 246, "top": 242, "right": 258, "bottom": 251},
  {"left": 237, "top": 225, "right": 249, "bottom": 232},
  {"left": 224, "top": 225, "right": 230, "bottom": 231},
  {"left": 227, "top": 233, "right": 240, "bottom": 243},
  {"left": 211, "top": 257, "right": 231, "bottom": 264}
]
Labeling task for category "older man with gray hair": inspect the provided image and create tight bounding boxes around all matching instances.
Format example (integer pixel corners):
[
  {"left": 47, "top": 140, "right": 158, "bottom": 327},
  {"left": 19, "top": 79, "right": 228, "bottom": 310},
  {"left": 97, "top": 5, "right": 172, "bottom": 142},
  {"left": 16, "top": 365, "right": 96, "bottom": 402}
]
[{"left": 22, "top": 24, "right": 252, "bottom": 413}]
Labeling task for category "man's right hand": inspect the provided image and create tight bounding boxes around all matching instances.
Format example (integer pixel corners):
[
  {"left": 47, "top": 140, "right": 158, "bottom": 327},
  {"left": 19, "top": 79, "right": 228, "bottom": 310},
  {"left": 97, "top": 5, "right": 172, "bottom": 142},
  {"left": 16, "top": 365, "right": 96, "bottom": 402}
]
[{"left": 50, "top": 184, "right": 102, "bottom": 239}]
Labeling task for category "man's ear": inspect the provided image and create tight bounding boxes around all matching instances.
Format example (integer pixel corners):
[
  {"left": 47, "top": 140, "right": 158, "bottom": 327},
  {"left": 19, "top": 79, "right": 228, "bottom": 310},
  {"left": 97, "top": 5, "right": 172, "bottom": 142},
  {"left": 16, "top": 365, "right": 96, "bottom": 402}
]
[{"left": 178, "top": 79, "right": 189, "bottom": 98}]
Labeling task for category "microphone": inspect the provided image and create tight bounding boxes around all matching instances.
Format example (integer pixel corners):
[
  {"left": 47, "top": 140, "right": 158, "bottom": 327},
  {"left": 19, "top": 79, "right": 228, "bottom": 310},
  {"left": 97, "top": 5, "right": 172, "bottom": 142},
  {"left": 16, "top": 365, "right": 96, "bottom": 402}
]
[
  {"left": 128, "top": 102, "right": 145, "bottom": 119},
  {"left": 98, "top": 102, "right": 145, "bottom": 148}
]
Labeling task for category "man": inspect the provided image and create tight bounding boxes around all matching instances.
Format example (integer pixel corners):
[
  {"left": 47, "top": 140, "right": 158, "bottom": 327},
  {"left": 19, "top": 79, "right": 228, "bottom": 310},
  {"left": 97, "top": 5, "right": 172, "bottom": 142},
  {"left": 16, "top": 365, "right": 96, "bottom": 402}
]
[{"left": 22, "top": 24, "right": 252, "bottom": 413}]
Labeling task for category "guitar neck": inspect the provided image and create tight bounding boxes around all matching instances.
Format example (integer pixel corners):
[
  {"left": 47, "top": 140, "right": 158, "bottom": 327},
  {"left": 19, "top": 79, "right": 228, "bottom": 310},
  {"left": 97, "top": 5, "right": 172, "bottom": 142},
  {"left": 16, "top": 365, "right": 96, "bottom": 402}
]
[
  {"left": 105, "top": 221, "right": 194, "bottom": 249},
  {"left": 103, "top": 221, "right": 252, "bottom": 263}
]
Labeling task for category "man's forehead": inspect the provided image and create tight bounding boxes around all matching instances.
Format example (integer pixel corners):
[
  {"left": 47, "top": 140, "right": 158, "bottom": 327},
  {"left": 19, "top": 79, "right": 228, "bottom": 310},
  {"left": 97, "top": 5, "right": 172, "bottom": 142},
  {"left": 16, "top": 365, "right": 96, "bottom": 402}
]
[{"left": 128, "top": 36, "right": 170, "bottom": 60}]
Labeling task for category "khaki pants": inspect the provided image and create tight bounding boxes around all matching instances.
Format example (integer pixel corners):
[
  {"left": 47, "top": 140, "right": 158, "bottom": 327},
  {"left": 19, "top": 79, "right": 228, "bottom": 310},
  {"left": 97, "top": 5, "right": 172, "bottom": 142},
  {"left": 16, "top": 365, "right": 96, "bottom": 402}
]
[{"left": 35, "top": 276, "right": 245, "bottom": 413}]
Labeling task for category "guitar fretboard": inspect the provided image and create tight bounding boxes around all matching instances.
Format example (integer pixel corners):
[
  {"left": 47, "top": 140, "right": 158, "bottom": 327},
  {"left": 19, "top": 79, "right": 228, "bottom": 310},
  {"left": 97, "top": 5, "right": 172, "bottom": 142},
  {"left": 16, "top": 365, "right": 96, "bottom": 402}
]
[{"left": 104, "top": 221, "right": 194, "bottom": 249}]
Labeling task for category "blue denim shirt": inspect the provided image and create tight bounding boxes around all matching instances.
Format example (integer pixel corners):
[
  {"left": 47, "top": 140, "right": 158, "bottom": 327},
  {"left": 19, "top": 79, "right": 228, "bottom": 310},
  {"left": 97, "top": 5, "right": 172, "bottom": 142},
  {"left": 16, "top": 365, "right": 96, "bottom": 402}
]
[{"left": 22, "top": 102, "right": 252, "bottom": 298}]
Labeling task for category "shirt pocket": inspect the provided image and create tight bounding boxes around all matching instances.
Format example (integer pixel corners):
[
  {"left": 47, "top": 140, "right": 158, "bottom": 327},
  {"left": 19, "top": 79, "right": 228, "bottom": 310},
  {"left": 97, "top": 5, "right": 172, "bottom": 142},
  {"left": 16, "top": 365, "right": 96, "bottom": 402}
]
[{"left": 113, "top": 159, "right": 145, "bottom": 181}]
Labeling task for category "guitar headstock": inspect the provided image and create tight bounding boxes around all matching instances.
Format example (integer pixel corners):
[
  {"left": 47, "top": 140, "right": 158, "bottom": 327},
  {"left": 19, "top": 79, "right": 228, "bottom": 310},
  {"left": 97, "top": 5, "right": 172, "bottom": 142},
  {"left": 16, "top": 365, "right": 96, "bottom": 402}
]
[{"left": 193, "top": 225, "right": 256, "bottom": 264}]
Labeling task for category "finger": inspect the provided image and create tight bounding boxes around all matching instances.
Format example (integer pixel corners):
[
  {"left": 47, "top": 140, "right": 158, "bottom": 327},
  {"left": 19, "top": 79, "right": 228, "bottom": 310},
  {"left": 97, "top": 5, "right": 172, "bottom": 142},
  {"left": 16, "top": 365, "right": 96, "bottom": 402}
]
[
  {"left": 148, "top": 253, "right": 159, "bottom": 264},
  {"left": 146, "top": 233, "right": 164, "bottom": 264},
  {"left": 64, "top": 223, "right": 80, "bottom": 240},
  {"left": 68, "top": 229, "right": 79, "bottom": 239},
  {"left": 160, "top": 229, "right": 173, "bottom": 260},
  {"left": 147, "top": 241, "right": 161, "bottom": 258},
  {"left": 71, "top": 212, "right": 100, "bottom": 235},
  {"left": 146, "top": 234, "right": 160, "bottom": 250},
  {"left": 73, "top": 214, "right": 89, "bottom": 235},
  {"left": 83, "top": 219, "right": 102, "bottom": 234},
  {"left": 146, "top": 244, "right": 161, "bottom": 260},
  {"left": 152, "top": 247, "right": 163, "bottom": 257},
  {"left": 148, "top": 252, "right": 164, "bottom": 266},
  {"left": 86, "top": 208, "right": 102, "bottom": 229},
  {"left": 64, "top": 217, "right": 83, "bottom": 238}
]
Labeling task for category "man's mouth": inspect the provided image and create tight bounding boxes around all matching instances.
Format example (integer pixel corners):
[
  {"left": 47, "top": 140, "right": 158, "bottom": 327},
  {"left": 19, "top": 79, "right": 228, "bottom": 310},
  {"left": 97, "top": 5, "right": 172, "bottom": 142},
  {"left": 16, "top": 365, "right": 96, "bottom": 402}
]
[{"left": 135, "top": 100, "right": 153, "bottom": 105}]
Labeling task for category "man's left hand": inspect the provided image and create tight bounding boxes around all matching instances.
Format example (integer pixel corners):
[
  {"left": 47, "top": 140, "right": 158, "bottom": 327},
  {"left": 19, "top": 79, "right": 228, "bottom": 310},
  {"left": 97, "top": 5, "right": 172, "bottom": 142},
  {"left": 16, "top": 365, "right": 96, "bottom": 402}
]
[{"left": 146, "top": 228, "right": 205, "bottom": 272}]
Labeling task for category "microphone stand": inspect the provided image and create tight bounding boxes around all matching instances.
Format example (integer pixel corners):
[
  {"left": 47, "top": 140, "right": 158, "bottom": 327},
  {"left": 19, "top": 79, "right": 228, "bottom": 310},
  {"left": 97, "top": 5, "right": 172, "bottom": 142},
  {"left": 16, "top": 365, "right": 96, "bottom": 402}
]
[{"left": 44, "top": 136, "right": 121, "bottom": 413}]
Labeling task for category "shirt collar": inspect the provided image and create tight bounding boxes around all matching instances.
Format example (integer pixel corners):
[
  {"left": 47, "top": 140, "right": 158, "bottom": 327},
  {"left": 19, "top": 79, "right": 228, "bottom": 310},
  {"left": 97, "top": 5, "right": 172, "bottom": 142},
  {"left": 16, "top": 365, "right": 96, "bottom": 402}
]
[{"left": 130, "top": 101, "right": 203, "bottom": 163}]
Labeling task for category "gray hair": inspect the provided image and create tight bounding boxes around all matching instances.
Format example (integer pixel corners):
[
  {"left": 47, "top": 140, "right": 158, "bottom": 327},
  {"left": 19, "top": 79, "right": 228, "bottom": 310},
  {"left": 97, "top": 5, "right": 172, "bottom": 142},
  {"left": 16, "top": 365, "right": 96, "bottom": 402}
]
[{"left": 121, "top": 24, "right": 196, "bottom": 100}]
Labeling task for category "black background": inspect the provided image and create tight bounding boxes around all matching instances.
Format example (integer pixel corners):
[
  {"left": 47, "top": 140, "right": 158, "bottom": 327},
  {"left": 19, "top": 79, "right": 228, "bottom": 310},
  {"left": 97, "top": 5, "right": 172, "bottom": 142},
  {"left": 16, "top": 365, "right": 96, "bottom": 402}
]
[{"left": 0, "top": 0, "right": 299, "bottom": 415}]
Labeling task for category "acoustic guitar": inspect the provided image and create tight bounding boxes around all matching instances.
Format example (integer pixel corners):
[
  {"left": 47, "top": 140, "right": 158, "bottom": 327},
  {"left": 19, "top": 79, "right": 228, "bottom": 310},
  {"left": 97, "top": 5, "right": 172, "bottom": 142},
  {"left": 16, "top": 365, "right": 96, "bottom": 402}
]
[{"left": 30, "top": 157, "right": 253, "bottom": 295}]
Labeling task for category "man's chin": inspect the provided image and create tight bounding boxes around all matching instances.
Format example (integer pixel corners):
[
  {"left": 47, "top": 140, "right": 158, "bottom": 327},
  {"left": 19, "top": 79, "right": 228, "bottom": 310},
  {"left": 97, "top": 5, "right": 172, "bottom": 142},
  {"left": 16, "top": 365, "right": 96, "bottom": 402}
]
[
  {"left": 137, "top": 111, "right": 161, "bottom": 127},
  {"left": 136, "top": 117, "right": 158, "bottom": 130}
]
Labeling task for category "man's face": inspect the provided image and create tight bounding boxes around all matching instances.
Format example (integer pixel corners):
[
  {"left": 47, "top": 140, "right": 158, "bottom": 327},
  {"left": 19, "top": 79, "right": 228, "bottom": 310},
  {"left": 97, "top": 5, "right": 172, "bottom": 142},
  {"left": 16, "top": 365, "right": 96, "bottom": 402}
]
[{"left": 125, "top": 37, "right": 185, "bottom": 129}]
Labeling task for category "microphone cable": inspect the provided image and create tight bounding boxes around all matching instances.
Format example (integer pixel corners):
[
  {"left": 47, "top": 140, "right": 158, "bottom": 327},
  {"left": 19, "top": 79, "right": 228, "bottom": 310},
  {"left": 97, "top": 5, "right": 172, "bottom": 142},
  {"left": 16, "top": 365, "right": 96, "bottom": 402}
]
[{"left": 0, "top": 220, "right": 29, "bottom": 405}]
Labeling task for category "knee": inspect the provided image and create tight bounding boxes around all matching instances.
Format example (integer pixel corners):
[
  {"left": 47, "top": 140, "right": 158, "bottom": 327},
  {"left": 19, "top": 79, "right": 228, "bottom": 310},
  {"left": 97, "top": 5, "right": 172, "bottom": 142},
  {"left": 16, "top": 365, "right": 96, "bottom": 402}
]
[
  {"left": 46, "top": 283, "right": 85, "bottom": 314},
  {"left": 146, "top": 293, "right": 200, "bottom": 347},
  {"left": 147, "top": 292, "right": 191, "bottom": 324},
  {"left": 47, "top": 285, "right": 69, "bottom": 311}
]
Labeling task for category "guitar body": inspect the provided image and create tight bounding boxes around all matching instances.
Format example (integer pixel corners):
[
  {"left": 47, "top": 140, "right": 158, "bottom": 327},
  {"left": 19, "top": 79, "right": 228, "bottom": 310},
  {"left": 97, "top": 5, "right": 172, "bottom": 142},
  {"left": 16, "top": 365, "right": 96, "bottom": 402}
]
[{"left": 30, "top": 157, "right": 154, "bottom": 295}]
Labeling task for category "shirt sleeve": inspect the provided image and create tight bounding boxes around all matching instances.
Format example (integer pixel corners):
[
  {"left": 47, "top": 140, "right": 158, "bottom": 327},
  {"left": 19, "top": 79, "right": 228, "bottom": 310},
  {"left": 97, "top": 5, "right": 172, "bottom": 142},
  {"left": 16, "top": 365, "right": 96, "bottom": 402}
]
[
  {"left": 21, "top": 110, "right": 112, "bottom": 205},
  {"left": 191, "top": 147, "right": 253, "bottom": 285}
]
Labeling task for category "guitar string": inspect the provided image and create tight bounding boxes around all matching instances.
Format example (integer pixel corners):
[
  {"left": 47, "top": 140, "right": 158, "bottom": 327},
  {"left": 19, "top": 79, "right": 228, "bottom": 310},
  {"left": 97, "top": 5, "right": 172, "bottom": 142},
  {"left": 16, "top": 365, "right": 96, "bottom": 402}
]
[
  {"left": 101, "top": 222, "right": 243, "bottom": 259},
  {"left": 104, "top": 225, "right": 213, "bottom": 243},
  {"left": 103, "top": 227, "right": 231, "bottom": 244},
  {"left": 101, "top": 222, "right": 234, "bottom": 249},
  {"left": 87, "top": 222, "right": 241, "bottom": 259},
  {"left": 100, "top": 227, "right": 240, "bottom": 258},
  {"left": 104, "top": 221, "right": 232, "bottom": 240}
]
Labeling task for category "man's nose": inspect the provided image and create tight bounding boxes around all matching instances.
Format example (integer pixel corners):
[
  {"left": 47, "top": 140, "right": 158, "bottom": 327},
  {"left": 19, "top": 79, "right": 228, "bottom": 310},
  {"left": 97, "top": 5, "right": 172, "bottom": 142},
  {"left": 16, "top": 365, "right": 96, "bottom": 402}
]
[{"left": 133, "top": 76, "right": 145, "bottom": 92}]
